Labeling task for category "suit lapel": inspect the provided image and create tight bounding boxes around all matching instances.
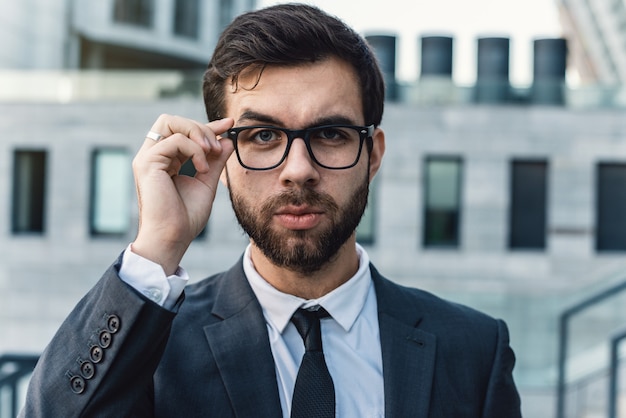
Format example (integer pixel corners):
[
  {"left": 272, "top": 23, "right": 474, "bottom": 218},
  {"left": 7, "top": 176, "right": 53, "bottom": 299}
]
[
  {"left": 203, "top": 261, "right": 283, "bottom": 417},
  {"left": 372, "top": 266, "right": 436, "bottom": 418},
  {"left": 199, "top": 260, "right": 437, "bottom": 417}
]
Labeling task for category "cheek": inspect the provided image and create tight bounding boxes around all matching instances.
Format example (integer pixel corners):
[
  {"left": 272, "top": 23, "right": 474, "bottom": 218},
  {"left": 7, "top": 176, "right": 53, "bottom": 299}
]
[
  {"left": 327, "top": 172, "right": 364, "bottom": 201},
  {"left": 228, "top": 168, "right": 274, "bottom": 197}
]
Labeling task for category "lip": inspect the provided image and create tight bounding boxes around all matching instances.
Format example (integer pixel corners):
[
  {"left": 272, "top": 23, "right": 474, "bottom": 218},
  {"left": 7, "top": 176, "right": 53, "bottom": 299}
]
[{"left": 274, "top": 205, "right": 324, "bottom": 230}]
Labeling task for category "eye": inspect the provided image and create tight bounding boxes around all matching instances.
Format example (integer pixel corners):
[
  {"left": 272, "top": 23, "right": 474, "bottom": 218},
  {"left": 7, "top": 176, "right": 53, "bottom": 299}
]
[
  {"left": 256, "top": 130, "right": 277, "bottom": 142},
  {"left": 318, "top": 128, "right": 344, "bottom": 140},
  {"left": 312, "top": 127, "right": 350, "bottom": 142},
  {"left": 310, "top": 127, "right": 356, "bottom": 145},
  {"left": 245, "top": 128, "right": 283, "bottom": 144}
]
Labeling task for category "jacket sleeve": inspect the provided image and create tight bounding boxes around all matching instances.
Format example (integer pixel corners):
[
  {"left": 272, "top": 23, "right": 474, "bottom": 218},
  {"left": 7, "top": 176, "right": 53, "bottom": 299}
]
[
  {"left": 20, "top": 261, "right": 180, "bottom": 418},
  {"left": 481, "top": 319, "right": 522, "bottom": 418}
]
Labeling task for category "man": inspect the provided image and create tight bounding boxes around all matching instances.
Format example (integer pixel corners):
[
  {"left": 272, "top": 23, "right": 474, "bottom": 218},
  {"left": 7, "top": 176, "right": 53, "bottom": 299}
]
[{"left": 22, "top": 4, "right": 521, "bottom": 417}]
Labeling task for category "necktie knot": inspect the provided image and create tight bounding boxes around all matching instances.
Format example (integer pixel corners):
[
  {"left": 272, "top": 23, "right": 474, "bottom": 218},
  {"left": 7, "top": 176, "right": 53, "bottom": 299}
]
[{"left": 291, "top": 307, "right": 329, "bottom": 352}]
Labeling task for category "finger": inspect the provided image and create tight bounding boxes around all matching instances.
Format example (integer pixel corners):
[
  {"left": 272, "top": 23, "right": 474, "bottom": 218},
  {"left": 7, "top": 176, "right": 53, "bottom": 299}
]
[
  {"left": 134, "top": 132, "right": 209, "bottom": 176},
  {"left": 137, "top": 115, "right": 235, "bottom": 180},
  {"left": 145, "top": 114, "right": 211, "bottom": 151},
  {"left": 169, "top": 118, "right": 234, "bottom": 175},
  {"left": 180, "top": 118, "right": 234, "bottom": 175},
  {"left": 196, "top": 117, "right": 235, "bottom": 154},
  {"left": 195, "top": 136, "right": 235, "bottom": 185},
  {"left": 146, "top": 116, "right": 235, "bottom": 158},
  {"left": 206, "top": 118, "right": 235, "bottom": 137}
]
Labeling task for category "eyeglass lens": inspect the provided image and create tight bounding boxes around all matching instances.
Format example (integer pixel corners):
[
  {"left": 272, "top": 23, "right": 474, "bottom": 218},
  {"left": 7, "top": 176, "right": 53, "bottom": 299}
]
[{"left": 232, "top": 126, "right": 366, "bottom": 170}]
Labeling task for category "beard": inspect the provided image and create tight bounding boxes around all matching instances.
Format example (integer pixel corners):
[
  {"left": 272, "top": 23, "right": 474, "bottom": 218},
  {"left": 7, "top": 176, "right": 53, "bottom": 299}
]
[{"left": 228, "top": 175, "right": 369, "bottom": 275}]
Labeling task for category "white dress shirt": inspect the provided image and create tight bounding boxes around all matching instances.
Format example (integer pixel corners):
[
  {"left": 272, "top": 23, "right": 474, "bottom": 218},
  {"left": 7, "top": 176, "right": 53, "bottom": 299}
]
[
  {"left": 243, "top": 243, "right": 384, "bottom": 417},
  {"left": 120, "top": 244, "right": 189, "bottom": 309},
  {"left": 119, "top": 243, "right": 385, "bottom": 417}
]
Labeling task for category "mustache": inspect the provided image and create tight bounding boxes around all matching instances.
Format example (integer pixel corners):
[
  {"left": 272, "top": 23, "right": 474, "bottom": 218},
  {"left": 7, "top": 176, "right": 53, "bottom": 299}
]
[{"left": 261, "top": 188, "right": 339, "bottom": 213}]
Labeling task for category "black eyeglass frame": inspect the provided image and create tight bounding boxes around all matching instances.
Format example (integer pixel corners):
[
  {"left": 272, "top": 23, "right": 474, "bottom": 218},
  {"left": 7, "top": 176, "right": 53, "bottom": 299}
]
[{"left": 225, "top": 124, "right": 375, "bottom": 171}]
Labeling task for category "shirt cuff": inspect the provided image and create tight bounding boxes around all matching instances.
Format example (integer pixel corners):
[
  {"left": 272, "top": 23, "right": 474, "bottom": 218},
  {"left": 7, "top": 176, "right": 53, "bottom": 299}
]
[{"left": 119, "top": 244, "right": 189, "bottom": 310}]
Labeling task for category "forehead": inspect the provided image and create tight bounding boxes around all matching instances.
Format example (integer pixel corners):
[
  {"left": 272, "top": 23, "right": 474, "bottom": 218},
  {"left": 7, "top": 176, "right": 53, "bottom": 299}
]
[{"left": 224, "top": 57, "right": 364, "bottom": 127}]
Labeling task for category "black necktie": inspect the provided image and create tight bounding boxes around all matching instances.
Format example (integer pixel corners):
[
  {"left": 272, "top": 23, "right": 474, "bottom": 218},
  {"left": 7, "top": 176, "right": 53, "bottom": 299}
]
[{"left": 290, "top": 307, "right": 335, "bottom": 418}]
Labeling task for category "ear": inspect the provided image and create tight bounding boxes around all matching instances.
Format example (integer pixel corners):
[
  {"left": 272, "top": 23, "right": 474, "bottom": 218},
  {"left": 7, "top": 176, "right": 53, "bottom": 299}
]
[{"left": 368, "top": 127, "right": 385, "bottom": 182}]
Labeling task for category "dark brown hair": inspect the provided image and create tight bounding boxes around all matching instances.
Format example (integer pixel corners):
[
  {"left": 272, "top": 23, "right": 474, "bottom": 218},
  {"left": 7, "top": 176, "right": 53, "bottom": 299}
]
[{"left": 202, "top": 3, "right": 385, "bottom": 127}]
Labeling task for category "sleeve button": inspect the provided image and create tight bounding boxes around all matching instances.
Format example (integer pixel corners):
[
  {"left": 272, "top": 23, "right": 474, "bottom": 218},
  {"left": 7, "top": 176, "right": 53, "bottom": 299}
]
[
  {"left": 107, "top": 315, "right": 120, "bottom": 334},
  {"left": 98, "top": 330, "right": 112, "bottom": 348},
  {"left": 80, "top": 361, "right": 95, "bottom": 379},
  {"left": 90, "top": 345, "right": 103, "bottom": 363},
  {"left": 70, "top": 376, "right": 86, "bottom": 394}
]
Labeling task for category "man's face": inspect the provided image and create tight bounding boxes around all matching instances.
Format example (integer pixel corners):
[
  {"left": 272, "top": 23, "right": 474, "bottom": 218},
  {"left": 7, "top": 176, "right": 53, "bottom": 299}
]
[{"left": 222, "top": 57, "right": 384, "bottom": 274}]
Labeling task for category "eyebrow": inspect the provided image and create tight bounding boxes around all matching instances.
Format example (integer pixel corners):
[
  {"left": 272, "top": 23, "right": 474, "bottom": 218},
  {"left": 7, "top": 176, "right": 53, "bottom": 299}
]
[
  {"left": 237, "top": 110, "right": 360, "bottom": 128},
  {"left": 237, "top": 110, "right": 282, "bottom": 126}
]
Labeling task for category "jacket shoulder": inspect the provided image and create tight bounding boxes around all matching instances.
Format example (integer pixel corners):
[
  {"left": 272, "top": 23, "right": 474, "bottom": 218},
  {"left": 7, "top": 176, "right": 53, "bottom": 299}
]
[{"left": 372, "top": 265, "right": 498, "bottom": 325}]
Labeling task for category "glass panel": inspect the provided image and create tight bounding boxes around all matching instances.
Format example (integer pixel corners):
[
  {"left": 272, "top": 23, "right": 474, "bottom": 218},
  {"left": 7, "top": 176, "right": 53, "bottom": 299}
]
[
  {"left": 174, "top": 0, "right": 200, "bottom": 38},
  {"left": 563, "top": 290, "right": 626, "bottom": 417},
  {"left": 509, "top": 160, "right": 548, "bottom": 249},
  {"left": 596, "top": 163, "right": 626, "bottom": 251},
  {"left": 426, "top": 159, "right": 460, "bottom": 208},
  {"left": 423, "top": 157, "right": 462, "bottom": 247},
  {"left": 12, "top": 150, "right": 47, "bottom": 234},
  {"left": 113, "top": 0, "right": 154, "bottom": 27},
  {"left": 90, "top": 149, "right": 131, "bottom": 235}
]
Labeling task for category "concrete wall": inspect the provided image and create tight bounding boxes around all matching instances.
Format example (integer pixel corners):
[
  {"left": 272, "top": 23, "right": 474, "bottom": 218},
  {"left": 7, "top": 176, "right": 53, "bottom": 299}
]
[
  {"left": 0, "top": 0, "right": 68, "bottom": 68},
  {"left": 0, "top": 0, "right": 256, "bottom": 69},
  {"left": 3, "top": 100, "right": 626, "bottom": 416}
]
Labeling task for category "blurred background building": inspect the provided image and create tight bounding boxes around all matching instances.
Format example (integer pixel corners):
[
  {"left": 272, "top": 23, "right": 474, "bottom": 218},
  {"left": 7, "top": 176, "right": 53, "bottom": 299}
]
[
  {"left": 0, "top": 0, "right": 254, "bottom": 70},
  {"left": 559, "top": 0, "right": 626, "bottom": 85},
  {"left": 3, "top": 0, "right": 626, "bottom": 417}
]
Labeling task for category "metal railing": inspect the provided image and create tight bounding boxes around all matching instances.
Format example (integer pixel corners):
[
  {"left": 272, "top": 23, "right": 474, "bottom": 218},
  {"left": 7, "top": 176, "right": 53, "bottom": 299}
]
[
  {"left": 557, "top": 279, "right": 626, "bottom": 418},
  {"left": 0, "top": 354, "right": 39, "bottom": 418}
]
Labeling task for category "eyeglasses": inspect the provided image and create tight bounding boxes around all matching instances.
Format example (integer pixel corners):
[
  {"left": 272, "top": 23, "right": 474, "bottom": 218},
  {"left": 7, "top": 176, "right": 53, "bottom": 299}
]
[{"left": 224, "top": 124, "right": 374, "bottom": 170}]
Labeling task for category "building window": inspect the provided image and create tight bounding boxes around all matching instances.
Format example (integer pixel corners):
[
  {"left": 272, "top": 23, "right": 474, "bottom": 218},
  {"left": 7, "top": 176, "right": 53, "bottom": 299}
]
[
  {"left": 508, "top": 160, "right": 548, "bottom": 249},
  {"left": 113, "top": 0, "right": 154, "bottom": 28},
  {"left": 173, "top": 0, "right": 200, "bottom": 39},
  {"left": 596, "top": 163, "right": 626, "bottom": 251},
  {"left": 423, "top": 156, "right": 462, "bottom": 247},
  {"left": 12, "top": 150, "right": 47, "bottom": 234},
  {"left": 356, "top": 177, "right": 378, "bottom": 245},
  {"left": 90, "top": 149, "right": 132, "bottom": 236}
]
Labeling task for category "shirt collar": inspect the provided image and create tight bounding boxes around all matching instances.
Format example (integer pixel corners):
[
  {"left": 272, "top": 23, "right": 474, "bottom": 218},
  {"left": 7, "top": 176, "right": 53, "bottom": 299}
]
[{"left": 243, "top": 243, "right": 372, "bottom": 334}]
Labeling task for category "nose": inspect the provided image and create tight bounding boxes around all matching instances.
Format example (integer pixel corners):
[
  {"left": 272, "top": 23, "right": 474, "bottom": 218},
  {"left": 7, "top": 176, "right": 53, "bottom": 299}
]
[{"left": 278, "top": 137, "right": 320, "bottom": 187}]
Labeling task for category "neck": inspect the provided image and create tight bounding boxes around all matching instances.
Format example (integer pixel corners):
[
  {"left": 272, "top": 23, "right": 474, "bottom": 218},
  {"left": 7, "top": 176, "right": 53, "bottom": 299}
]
[{"left": 249, "top": 237, "right": 360, "bottom": 299}]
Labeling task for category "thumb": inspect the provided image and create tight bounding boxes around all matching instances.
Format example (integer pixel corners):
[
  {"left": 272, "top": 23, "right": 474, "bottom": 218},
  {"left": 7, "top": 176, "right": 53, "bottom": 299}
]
[
  {"left": 195, "top": 123, "right": 235, "bottom": 187},
  {"left": 206, "top": 117, "right": 235, "bottom": 136}
]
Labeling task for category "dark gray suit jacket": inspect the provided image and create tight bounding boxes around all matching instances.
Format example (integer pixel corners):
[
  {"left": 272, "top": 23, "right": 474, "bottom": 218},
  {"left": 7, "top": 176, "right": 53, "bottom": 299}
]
[{"left": 22, "top": 257, "right": 521, "bottom": 417}]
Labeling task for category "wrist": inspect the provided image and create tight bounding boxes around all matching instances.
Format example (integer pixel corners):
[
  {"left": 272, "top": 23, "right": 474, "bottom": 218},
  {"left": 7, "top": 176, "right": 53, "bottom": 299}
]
[{"left": 130, "top": 238, "right": 188, "bottom": 276}]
